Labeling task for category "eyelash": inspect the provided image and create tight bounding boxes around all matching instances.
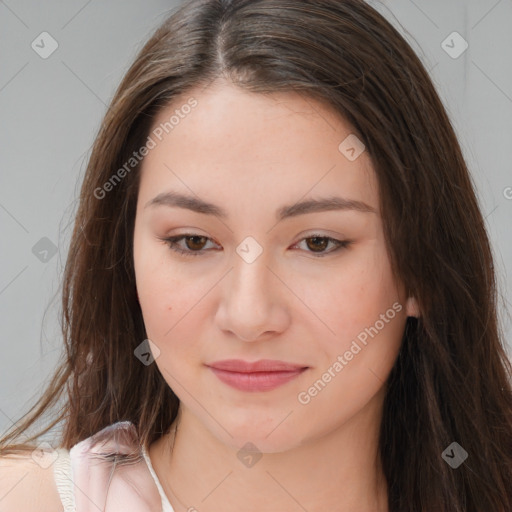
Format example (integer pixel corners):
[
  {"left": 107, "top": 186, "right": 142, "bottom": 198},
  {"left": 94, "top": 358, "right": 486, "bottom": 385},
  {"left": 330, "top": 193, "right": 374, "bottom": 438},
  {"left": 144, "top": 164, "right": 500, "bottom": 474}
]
[{"left": 160, "top": 234, "right": 352, "bottom": 258}]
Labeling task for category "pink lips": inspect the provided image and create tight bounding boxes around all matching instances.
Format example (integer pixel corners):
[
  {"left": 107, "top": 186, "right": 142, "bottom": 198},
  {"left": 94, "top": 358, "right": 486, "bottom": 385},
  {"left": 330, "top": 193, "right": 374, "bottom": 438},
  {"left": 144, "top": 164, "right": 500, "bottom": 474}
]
[{"left": 206, "top": 359, "right": 308, "bottom": 392}]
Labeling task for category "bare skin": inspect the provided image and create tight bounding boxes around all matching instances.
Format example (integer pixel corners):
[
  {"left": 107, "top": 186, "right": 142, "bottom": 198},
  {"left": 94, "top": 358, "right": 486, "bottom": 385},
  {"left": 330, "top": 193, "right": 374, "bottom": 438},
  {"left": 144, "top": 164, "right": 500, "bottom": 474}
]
[{"left": 133, "top": 79, "right": 419, "bottom": 512}]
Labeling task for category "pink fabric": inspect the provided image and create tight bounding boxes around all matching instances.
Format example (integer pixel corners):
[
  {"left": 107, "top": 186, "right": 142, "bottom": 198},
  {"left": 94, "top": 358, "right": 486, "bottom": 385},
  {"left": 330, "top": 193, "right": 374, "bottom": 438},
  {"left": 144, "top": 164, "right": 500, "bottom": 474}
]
[{"left": 69, "top": 421, "right": 163, "bottom": 511}]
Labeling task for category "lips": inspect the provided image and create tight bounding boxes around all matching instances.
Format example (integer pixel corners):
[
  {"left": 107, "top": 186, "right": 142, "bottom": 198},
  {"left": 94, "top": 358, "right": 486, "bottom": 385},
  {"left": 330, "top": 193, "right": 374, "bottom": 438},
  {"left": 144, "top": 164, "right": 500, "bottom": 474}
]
[
  {"left": 206, "top": 359, "right": 308, "bottom": 392},
  {"left": 207, "top": 359, "right": 306, "bottom": 372}
]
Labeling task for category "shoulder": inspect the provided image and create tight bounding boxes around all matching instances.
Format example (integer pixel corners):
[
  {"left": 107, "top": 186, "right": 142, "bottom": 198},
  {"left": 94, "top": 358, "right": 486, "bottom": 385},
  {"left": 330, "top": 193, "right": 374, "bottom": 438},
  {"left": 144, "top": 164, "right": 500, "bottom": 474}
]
[{"left": 0, "top": 450, "right": 65, "bottom": 512}]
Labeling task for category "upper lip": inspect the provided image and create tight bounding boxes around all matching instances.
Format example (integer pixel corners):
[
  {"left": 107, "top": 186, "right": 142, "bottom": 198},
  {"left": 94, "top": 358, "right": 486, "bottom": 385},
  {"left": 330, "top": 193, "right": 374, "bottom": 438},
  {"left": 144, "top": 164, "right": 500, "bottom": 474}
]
[{"left": 206, "top": 359, "right": 308, "bottom": 373}]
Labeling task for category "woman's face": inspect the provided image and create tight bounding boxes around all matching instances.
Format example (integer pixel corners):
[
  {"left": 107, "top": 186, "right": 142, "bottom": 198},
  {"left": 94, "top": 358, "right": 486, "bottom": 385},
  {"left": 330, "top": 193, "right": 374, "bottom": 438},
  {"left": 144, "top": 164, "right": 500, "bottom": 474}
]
[{"left": 133, "top": 80, "right": 417, "bottom": 451}]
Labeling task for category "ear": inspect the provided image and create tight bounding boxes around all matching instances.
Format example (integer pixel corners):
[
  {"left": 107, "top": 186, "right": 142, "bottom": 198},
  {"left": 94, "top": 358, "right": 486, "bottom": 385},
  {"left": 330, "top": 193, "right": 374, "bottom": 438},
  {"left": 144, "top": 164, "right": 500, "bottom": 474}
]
[{"left": 405, "top": 296, "right": 420, "bottom": 318}]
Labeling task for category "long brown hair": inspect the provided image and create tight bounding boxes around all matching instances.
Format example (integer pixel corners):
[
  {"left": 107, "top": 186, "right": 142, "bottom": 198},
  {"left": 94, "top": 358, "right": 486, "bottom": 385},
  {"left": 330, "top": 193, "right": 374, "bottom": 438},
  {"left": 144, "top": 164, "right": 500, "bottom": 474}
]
[{"left": 2, "top": 1, "right": 511, "bottom": 510}]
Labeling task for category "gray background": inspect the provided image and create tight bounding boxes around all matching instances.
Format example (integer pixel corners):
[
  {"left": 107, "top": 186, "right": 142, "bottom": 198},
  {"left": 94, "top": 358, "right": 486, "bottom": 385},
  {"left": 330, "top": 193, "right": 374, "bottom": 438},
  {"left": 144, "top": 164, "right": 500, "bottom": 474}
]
[{"left": 1, "top": 0, "right": 511, "bottom": 437}]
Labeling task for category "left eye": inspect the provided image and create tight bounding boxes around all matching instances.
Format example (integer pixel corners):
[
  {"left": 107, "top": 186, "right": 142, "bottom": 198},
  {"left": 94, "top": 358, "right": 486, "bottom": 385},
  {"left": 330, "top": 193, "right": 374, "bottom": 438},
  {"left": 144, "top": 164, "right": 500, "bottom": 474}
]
[
  {"left": 292, "top": 235, "right": 351, "bottom": 256},
  {"left": 161, "top": 234, "right": 351, "bottom": 258}
]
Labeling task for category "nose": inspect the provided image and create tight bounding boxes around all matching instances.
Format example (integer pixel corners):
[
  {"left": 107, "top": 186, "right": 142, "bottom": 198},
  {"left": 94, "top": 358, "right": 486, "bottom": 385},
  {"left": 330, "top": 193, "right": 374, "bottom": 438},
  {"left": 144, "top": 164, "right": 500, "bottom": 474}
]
[{"left": 214, "top": 253, "right": 290, "bottom": 342}]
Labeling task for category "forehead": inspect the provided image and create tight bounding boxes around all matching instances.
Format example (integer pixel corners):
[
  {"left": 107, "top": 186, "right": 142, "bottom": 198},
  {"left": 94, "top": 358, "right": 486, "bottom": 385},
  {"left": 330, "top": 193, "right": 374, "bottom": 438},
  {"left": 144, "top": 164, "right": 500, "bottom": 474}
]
[{"left": 138, "top": 80, "right": 378, "bottom": 216}]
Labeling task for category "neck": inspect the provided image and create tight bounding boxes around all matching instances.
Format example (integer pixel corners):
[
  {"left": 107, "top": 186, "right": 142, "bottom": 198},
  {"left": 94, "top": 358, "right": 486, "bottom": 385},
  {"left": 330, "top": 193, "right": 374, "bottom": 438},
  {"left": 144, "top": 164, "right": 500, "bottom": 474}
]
[{"left": 150, "top": 390, "right": 389, "bottom": 512}]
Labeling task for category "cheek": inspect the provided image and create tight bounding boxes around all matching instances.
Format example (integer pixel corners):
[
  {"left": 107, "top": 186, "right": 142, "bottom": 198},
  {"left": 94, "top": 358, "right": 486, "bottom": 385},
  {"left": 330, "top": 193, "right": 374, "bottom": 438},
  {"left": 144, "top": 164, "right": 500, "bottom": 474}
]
[
  {"left": 134, "top": 253, "right": 207, "bottom": 368},
  {"left": 334, "top": 266, "right": 404, "bottom": 374},
  {"left": 136, "top": 276, "right": 182, "bottom": 342},
  {"left": 134, "top": 236, "right": 176, "bottom": 338},
  {"left": 312, "top": 248, "right": 401, "bottom": 342},
  {"left": 298, "top": 260, "right": 405, "bottom": 428}
]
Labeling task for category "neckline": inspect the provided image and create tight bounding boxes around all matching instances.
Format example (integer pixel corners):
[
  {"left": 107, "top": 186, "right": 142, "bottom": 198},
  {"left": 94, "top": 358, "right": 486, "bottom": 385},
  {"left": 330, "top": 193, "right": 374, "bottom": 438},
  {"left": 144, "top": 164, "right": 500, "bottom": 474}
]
[{"left": 141, "top": 445, "right": 175, "bottom": 512}]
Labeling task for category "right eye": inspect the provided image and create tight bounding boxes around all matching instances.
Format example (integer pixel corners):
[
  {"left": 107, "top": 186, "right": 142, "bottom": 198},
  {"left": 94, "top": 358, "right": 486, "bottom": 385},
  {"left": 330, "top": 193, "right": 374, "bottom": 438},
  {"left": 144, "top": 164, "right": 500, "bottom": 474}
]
[{"left": 160, "top": 234, "right": 220, "bottom": 257}]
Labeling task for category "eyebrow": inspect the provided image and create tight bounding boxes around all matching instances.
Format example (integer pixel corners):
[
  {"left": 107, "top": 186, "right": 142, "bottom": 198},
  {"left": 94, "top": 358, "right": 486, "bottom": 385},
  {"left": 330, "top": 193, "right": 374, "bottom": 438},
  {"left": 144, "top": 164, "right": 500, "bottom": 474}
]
[{"left": 144, "top": 191, "right": 377, "bottom": 221}]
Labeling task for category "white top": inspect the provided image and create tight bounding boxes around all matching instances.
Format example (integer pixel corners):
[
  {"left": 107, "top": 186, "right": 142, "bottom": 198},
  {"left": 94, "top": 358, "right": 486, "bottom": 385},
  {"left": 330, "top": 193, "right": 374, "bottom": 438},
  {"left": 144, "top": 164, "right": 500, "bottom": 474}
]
[
  {"left": 142, "top": 445, "right": 175, "bottom": 512},
  {"left": 52, "top": 446, "right": 175, "bottom": 512}
]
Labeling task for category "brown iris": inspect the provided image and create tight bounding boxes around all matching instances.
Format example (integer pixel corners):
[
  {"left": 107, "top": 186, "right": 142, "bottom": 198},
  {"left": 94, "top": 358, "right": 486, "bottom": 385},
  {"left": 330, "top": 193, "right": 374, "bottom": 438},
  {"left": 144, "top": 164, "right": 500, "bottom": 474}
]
[
  {"left": 305, "top": 236, "right": 329, "bottom": 253},
  {"left": 184, "top": 235, "right": 208, "bottom": 251}
]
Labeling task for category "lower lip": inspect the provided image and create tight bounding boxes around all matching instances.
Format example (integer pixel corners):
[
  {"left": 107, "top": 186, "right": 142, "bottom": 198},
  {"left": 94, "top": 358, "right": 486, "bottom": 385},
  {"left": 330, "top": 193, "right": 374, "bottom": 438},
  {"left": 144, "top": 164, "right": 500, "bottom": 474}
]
[{"left": 208, "top": 367, "right": 307, "bottom": 392}]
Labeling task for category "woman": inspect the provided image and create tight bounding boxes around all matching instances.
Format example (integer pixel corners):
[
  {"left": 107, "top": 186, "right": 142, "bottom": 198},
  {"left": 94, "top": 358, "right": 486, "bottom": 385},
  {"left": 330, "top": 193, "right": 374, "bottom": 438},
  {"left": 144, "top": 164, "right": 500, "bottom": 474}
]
[{"left": 1, "top": 0, "right": 511, "bottom": 511}]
